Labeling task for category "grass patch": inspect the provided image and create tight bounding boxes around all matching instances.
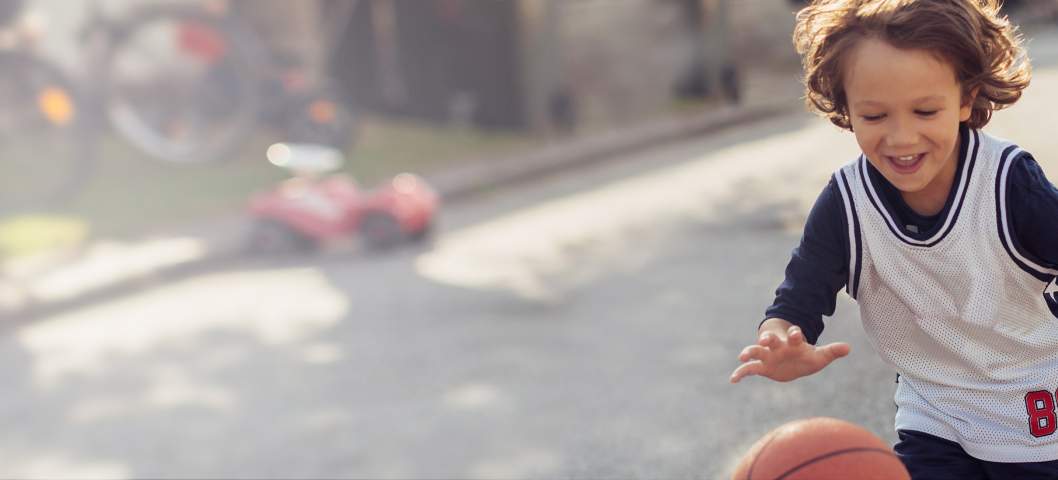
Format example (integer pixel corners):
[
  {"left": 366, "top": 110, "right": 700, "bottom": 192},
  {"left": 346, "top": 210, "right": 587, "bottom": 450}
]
[
  {"left": 0, "top": 215, "right": 88, "bottom": 258},
  {"left": 1, "top": 116, "right": 535, "bottom": 256},
  {"left": 345, "top": 116, "right": 537, "bottom": 185}
]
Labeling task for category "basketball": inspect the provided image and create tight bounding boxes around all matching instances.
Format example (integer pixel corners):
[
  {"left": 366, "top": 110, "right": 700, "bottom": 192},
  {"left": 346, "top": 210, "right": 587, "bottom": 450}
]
[{"left": 732, "top": 417, "right": 910, "bottom": 480}]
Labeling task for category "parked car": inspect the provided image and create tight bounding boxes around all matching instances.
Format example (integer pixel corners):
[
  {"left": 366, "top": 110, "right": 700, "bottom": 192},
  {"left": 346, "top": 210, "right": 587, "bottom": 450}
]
[{"left": 246, "top": 143, "right": 438, "bottom": 254}]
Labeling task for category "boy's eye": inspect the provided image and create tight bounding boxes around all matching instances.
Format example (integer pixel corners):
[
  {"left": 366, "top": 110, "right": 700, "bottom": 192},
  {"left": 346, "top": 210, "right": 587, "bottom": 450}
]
[
  {"left": 915, "top": 110, "right": 939, "bottom": 117},
  {"left": 861, "top": 114, "right": 885, "bottom": 121}
]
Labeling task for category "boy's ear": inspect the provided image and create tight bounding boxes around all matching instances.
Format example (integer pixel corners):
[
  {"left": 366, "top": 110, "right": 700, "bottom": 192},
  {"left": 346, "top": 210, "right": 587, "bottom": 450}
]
[
  {"left": 963, "top": 85, "right": 981, "bottom": 105},
  {"left": 959, "top": 85, "right": 980, "bottom": 122}
]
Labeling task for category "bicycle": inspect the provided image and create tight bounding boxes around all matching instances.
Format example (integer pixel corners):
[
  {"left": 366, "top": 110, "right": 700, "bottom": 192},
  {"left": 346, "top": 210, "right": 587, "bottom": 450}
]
[
  {"left": 82, "top": 0, "right": 356, "bottom": 163},
  {"left": 0, "top": 0, "right": 357, "bottom": 213},
  {"left": 82, "top": 0, "right": 269, "bottom": 165},
  {"left": 0, "top": 1, "right": 94, "bottom": 213}
]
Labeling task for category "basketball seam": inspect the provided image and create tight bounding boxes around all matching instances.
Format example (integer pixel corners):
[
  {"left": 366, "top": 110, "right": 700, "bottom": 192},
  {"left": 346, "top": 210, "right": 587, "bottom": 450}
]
[
  {"left": 773, "top": 447, "right": 900, "bottom": 480},
  {"left": 745, "top": 432, "right": 780, "bottom": 480}
]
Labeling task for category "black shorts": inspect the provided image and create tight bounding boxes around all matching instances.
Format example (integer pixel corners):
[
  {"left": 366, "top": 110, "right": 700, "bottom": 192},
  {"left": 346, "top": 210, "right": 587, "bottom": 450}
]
[{"left": 895, "top": 429, "right": 1058, "bottom": 480}]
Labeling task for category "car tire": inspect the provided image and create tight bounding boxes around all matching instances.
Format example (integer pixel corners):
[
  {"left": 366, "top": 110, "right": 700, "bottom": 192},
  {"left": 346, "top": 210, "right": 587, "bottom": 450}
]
[
  {"left": 359, "top": 211, "right": 403, "bottom": 250},
  {"left": 245, "top": 218, "right": 316, "bottom": 255},
  {"left": 408, "top": 220, "right": 433, "bottom": 243}
]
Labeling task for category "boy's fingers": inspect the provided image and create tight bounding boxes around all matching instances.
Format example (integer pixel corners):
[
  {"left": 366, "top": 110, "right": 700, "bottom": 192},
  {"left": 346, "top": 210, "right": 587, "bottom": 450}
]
[
  {"left": 758, "top": 332, "right": 782, "bottom": 348},
  {"left": 819, "top": 342, "right": 851, "bottom": 361},
  {"left": 787, "top": 326, "right": 805, "bottom": 347},
  {"left": 739, "top": 345, "right": 772, "bottom": 363},
  {"left": 730, "top": 360, "right": 766, "bottom": 384}
]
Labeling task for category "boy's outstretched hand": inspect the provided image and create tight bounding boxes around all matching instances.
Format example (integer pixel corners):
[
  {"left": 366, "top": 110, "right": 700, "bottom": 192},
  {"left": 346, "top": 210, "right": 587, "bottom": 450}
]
[{"left": 729, "top": 318, "right": 851, "bottom": 384}]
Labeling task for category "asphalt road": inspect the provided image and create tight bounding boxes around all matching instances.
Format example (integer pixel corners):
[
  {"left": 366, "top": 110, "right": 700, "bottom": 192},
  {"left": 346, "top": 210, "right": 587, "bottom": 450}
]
[{"left": 4, "top": 29, "right": 1058, "bottom": 480}]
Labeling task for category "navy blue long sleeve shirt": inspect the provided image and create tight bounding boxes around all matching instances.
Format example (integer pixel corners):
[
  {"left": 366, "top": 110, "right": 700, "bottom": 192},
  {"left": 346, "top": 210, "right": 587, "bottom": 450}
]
[{"left": 765, "top": 152, "right": 1058, "bottom": 345}]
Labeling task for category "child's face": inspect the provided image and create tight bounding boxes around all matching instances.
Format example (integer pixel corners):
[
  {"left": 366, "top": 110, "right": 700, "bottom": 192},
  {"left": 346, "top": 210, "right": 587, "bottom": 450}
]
[{"left": 844, "top": 38, "right": 973, "bottom": 202}]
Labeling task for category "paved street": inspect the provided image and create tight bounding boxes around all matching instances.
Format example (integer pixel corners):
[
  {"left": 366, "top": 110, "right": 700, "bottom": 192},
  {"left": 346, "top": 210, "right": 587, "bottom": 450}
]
[{"left": 4, "top": 29, "right": 1058, "bottom": 480}]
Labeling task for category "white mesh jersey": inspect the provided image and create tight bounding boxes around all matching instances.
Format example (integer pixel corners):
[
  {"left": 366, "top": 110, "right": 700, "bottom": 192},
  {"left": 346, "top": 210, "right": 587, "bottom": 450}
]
[{"left": 834, "top": 129, "right": 1058, "bottom": 462}]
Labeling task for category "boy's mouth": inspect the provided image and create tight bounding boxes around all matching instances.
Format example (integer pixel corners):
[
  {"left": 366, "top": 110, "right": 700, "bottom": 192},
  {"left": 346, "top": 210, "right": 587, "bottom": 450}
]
[{"left": 886, "top": 153, "right": 926, "bottom": 174}]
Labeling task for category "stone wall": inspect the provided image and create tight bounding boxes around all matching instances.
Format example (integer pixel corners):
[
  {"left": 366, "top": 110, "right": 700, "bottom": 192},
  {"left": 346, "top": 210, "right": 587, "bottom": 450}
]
[
  {"left": 729, "top": 0, "right": 802, "bottom": 68},
  {"left": 551, "top": 0, "right": 801, "bottom": 131},
  {"left": 556, "top": 0, "right": 696, "bottom": 127}
]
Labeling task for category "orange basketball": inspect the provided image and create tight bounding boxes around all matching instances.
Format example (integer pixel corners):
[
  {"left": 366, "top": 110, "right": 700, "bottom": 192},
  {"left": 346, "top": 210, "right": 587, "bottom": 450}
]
[{"left": 732, "top": 417, "right": 910, "bottom": 480}]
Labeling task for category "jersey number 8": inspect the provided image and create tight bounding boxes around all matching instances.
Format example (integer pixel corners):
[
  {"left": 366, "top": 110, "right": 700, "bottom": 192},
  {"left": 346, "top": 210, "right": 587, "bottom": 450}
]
[{"left": 1026, "top": 390, "right": 1057, "bottom": 437}]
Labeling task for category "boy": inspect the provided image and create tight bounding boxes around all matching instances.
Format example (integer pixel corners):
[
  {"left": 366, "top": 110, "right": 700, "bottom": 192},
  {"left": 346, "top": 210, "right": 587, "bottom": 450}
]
[{"left": 729, "top": 0, "right": 1058, "bottom": 477}]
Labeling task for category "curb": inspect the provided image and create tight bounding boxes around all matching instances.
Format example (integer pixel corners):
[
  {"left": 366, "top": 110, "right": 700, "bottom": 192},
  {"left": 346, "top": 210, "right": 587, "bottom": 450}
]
[{"left": 427, "top": 102, "right": 795, "bottom": 201}]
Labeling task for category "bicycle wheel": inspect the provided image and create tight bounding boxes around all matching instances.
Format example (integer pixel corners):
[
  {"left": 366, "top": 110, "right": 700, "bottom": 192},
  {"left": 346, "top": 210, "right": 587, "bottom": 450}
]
[
  {"left": 0, "top": 50, "right": 94, "bottom": 214},
  {"left": 100, "top": 6, "right": 265, "bottom": 164}
]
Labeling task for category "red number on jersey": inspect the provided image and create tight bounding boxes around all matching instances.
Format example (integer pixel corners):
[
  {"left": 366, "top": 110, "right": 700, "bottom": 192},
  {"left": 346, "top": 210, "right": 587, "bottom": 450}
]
[{"left": 1025, "top": 390, "right": 1057, "bottom": 438}]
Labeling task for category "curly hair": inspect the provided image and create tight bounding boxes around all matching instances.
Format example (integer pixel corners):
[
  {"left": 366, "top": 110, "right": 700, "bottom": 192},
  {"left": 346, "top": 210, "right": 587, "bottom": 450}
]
[{"left": 793, "top": 0, "right": 1030, "bottom": 130}]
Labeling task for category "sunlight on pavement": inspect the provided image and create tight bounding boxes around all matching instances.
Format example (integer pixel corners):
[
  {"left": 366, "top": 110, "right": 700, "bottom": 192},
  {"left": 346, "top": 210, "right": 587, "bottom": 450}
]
[
  {"left": 443, "top": 382, "right": 501, "bottom": 410},
  {"left": 300, "top": 342, "right": 345, "bottom": 365},
  {"left": 17, "top": 267, "right": 348, "bottom": 388},
  {"left": 2, "top": 452, "right": 129, "bottom": 480},
  {"left": 416, "top": 122, "right": 856, "bottom": 301},
  {"left": 9, "top": 237, "right": 206, "bottom": 306},
  {"left": 468, "top": 448, "right": 560, "bottom": 479},
  {"left": 144, "top": 366, "right": 237, "bottom": 410}
]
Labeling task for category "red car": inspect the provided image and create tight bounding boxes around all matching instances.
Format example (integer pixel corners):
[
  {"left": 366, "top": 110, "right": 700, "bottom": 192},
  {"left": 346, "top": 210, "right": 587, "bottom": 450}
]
[{"left": 246, "top": 143, "right": 438, "bottom": 253}]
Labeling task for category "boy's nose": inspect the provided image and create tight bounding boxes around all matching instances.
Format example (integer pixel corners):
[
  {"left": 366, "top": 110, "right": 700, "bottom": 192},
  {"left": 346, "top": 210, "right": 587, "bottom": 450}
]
[{"left": 885, "top": 118, "right": 919, "bottom": 147}]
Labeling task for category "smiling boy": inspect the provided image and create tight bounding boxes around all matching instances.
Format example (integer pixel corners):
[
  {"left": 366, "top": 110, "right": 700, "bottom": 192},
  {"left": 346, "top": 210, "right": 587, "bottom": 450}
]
[{"left": 729, "top": 1, "right": 1058, "bottom": 478}]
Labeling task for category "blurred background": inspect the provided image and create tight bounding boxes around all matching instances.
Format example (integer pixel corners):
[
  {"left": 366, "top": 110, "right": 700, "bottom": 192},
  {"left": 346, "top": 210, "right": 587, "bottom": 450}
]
[{"left": 0, "top": 0, "right": 1055, "bottom": 478}]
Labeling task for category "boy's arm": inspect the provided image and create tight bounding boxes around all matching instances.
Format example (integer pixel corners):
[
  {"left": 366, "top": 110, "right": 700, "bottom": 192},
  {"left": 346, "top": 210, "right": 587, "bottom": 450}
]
[
  {"left": 730, "top": 178, "right": 853, "bottom": 384},
  {"left": 1008, "top": 153, "right": 1058, "bottom": 269},
  {"left": 761, "top": 176, "right": 851, "bottom": 344}
]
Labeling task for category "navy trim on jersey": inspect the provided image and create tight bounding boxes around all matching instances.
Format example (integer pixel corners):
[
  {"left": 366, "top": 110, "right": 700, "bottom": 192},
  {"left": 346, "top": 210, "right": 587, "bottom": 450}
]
[
  {"left": 996, "top": 146, "right": 1058, "bottom": 281},
  {"left": 836, "top": 171, "right": 862, "bottom": 299},
  {"left": 858, "top": 128, "right": 979, "bottom": 248}
]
